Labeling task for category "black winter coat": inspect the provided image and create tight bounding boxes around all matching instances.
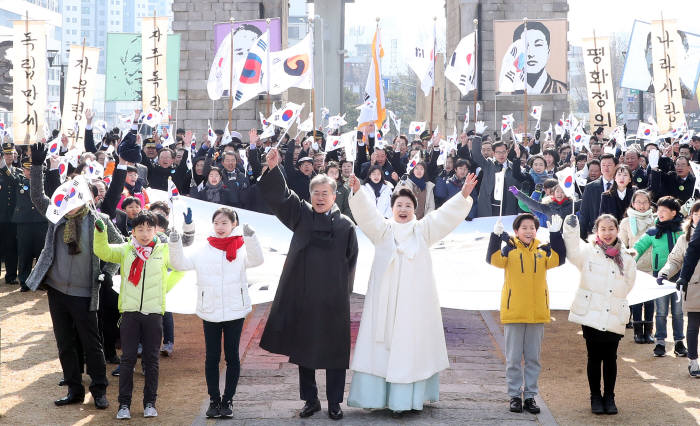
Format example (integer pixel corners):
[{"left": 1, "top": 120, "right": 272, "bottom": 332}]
[{"left": 258, "top": 166, "right": 359, "bottom": 369}]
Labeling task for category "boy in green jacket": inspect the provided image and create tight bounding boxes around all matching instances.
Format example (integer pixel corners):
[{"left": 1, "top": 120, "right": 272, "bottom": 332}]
[
  {"left": 94, "top": 210, "right": 183, "bottom": 420},
  {"left": 634, "top": 196, "right": 686, "bottom": 358}
]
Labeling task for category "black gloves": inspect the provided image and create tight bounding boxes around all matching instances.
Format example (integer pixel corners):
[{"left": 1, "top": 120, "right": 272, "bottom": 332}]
[
  {"left": 656, "top": 274, "right": 667, "bottom": 286},
  {"left": 676, "top": 277, "right": 688, "bottom": 293},
  {"left": 31, "top": 142, "right": 47, "bottom": 166},
  {"left": 535, "top": 129, "right": 540, "bottom": 140}
]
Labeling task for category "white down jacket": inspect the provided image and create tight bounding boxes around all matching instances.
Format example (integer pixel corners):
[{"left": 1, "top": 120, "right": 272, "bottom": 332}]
[
  {"left": 563, "top": 220, "right": 636, "bottom": 336},
  {"left": 168, "top": 227, "right": 264, "bottom": 322}
]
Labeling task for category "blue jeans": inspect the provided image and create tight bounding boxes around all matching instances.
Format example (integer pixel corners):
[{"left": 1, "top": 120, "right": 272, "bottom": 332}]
[
  {"left": 654, "top": 294, "right": 684, "bottom": 343},
  {"left": 162, "top": 312, "right": 174, "bottom": 344}
]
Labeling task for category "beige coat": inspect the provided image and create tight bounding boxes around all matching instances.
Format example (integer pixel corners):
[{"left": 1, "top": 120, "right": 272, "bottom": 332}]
[
  {"left": 563, "top": 221, "right": 636, "bottom": 335},
  {"left": 618, "top": 208, "right": 654, "bottom": 274},
  {"left": 395, "top": 178, "right": 436, "bottom": 219},
  {"left": 659, "top": 231, "right": 700, "bottom": 313},
  {"left": 348, "top": 186, "right": 473, "bottom": 383}
]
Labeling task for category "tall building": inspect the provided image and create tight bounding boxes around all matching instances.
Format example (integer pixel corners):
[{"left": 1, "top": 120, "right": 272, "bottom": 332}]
[{"left": 0, "top": 0, "right": 63, "bottom": 120}]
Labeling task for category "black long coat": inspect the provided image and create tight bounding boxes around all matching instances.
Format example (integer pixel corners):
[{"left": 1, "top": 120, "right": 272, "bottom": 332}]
[{"left": 258, "top": 166, "right": 359, "bottom": 369}]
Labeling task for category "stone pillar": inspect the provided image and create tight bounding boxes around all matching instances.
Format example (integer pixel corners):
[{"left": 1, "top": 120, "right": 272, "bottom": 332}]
[
  {"left": 172, "top": 0, "right": 284, "bottom": 140},
  {"left": 445, "top": 0, "right": 569, "bottom": 139}
]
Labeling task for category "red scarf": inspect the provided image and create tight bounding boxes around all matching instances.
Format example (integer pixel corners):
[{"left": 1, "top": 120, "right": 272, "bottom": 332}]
[
  {"left": 207, "top": 235, "right": 244, "bottom": 262},
  {"left": 128, "top": 239, "right": 156, "bottom": 286}
]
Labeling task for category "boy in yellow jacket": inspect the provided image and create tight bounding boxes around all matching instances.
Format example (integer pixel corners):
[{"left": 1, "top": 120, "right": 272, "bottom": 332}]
[{"left": 486, "top": 213, "right": 566, "bottom": 415}]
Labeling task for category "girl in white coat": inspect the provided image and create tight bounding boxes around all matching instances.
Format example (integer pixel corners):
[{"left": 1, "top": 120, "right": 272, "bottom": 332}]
[
  {"left": 562, "top": 214, "right": 636, "bottom": 416},
  {"left": 346, "top": 172, "right": 478, "bottom": 416},
  {"left": 363, "top": 164, "right": 394, "bottom": 218},
  {"left": 168, "top": 207, "right": 263, "bottom": 419}
]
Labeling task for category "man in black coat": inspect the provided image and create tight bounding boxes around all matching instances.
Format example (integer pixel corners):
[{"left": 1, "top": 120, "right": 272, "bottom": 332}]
[
  {"left": 258, "top": 147, "right": 358, "bottom": 421},
  {"left": 283, "top": 139, "right": 315, "bottom": 202},
  {"left": 579, "top": 153, "right": 617, "bottom": 238}
]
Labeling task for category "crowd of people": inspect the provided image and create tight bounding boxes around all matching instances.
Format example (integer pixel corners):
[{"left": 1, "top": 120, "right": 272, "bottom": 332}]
[{"left": 1, "top": 106, "right": 700, "bottom": 419}]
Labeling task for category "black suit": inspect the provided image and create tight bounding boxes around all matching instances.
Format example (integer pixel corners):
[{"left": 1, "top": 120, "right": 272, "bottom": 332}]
[{"left": 579, "top": 177, "right": 608, "bottom": 239}]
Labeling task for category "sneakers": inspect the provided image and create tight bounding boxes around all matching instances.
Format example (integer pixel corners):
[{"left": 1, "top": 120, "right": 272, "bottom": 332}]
[
  {"left": 116, "top": 405, "right": 131, "bottom": 420},
  {"left": 205, "top": 399, "right": 220, "bottom": 418},
  {"left": 675, "top": 341, "right": 688, "bottom": 357},
  {"left": 137, "top": 344, "right": 143, "bottom": 357},
  {"left": 590, "top": 394, "right": 604, "bottom": 414},
  {"left": 509, "top": 397, "right": 523, "bottom": 413},
  {"left": 219, "top": 399, "right": 233, "bottom": 418},
  {"left": 111, "top": 366, "right": 120, "bottom": 377},
  {"left": 143, "top": 403, "right": 158, "bottom": 418},
  {"left": 523, "top": 398, "right": 540, "bottom": 414},
  {"left": 689, "top": 359, "right": 700, "bottom": 377},
  {"left": 160, "top": 342, "right": 174, "bottom": 357},
  {"left": 653, "top": 343, "right": 666, "bottom": 357}
]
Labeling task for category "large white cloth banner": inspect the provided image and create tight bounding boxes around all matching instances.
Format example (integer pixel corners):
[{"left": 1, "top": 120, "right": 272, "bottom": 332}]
[
  {"left": 59, "top": 45, "right": 100, "bottom": 150},
  {"left": 120, "top": 190, "right": 675, "bottom": 314},
  {"left": 141, "top": 16, "right": 169, "bottom": 112},
  {"left": 582, "top": 36, "right": 616, "bottom": 132},
  {"left": 12, "top": 19, "right": 47, "bottom": 145},
  {"left": 651, "top": 19, "right": 686, "bottom": 133}
]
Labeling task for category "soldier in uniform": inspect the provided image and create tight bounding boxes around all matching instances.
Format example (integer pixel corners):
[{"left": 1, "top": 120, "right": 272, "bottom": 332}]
[
  {"left": 11, "top": 156, "right": 49, "bottom": 291},
  {"left": 0, "top": 142, "right": 18, "bottom": 284}
]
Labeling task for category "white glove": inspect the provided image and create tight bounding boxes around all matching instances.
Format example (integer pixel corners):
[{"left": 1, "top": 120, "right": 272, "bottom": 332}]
[
  {"left": 648, "top": 149, "right": 660, "bottom": 169},
  {"left": 547, "top": 215, "right": 563, "bottom": 232},
  {"left": 243, "top": 223, "right": 255, "bottom": 237},
  {"left": 475, "top": 121, "right": 488, "bottom": 135},
  {"left": 493, "top": 220, "right": 504, "bottom": 235},
  {"left": 169, "top": 229, "right": 180, "bottom": 243}
]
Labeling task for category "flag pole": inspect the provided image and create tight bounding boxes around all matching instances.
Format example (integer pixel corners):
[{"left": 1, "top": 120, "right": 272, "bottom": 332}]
[
  {"left": 311, "top": 17, "right": 316, "bottom": 141},
  {"left": 473, "top": 19, "right": 478, "bottom": 124},
  {"left": 429, "top": 16, "right": 437, "bottom": 132},
  {"left": 266, "top": 18, "right": 271, "bottom": 117},
  {"left": 522, "top": 18, "right": 529, "bottom": 144},
  {"left": 228, "top": 17, "right": 235, "bottom": 133}
]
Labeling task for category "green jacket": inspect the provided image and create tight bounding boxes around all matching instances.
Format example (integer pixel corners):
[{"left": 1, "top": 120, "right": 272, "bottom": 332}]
[
  {"left": 93, "top": 228, "right": 183, "bottom": 314},
  {"left": 634, "top": 222, "right": 683, "bottom": 273}
]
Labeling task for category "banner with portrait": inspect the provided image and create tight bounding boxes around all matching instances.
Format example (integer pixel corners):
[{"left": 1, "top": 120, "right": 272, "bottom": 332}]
[
  {"left": 105, "top": 33, "right": 180, "bottom": 102},
  {"left": 0, "top": 35, "right": 11, "bottom": 112},
  {"left": 651, "top": 19, "right": 685, "bottom": 133},
  {"left": 212, "top": 18, "right": 282, "bottom": 95},
  {"left": 582, "top": 36, "right": 617, "bottom": 132},
  {"left": 620, "top": 19, "right": 700, "bottom": 100},
  {"left": 59, "top": 45, "right": 100, "bottom": 149},
  {"left": 12, "top": 20, "right": 47, "bottom": 145},
  {"left": 494, "top": 19, "right": 568, "bottom": 95},
  {"left": 141, "top": 16, "right": 169, "bottom": 112}
]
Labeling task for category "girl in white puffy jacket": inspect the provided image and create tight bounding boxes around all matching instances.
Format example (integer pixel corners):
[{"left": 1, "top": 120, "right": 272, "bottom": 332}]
[
  {"left": 362, "top": 164, "right": 394, "bottom": 218},
  {"left": 562, "top": 213, "right": 636, "bottom": 416},
  {"left": 168, "top": 207, "right": 263, "bottom": 419}
]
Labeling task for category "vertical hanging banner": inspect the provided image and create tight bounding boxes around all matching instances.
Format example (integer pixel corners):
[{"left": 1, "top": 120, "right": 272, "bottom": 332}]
[
  {"left": 651, "top": 19, "right": 685, "bottom": 133},
  {"left": 582, "top": 35, "right": 616, "bottom": 132},
  {"left": 12, "top": 19, "right": 47, "bottom": 144},
  {"left": 59, "top": 44, "right": 100, "bottom": 149},
  {"left": 141, "top": 16, "right": 169, "bottom": 112}
]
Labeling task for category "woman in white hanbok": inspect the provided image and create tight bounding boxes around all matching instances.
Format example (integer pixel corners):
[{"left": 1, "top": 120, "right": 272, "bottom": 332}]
[{"left": 346, "top": 172, "right": 478, "bottom": 415}]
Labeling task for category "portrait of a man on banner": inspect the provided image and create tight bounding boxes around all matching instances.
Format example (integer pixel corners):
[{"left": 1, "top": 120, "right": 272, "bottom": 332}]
[{"left": 495, "top": 19, "right": 568, "bottom": 95}]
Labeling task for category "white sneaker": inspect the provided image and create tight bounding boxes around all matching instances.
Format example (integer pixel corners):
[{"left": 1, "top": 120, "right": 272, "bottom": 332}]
[
  {"left": 144, "top": 403, "right": 158, "bottom": 418},
  {"left": 116, "top": 405, "right": 131, "bottom": 420},
  {"left": 689, "top": 359, "right": 700, "bottom": 377},
  {"left": 160, "top": 342, "right": 174, "bottom": 357}
]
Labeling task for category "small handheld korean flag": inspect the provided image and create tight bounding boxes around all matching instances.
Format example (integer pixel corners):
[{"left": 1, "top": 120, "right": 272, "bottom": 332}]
[
  {"left": 168, "top": 177, "right": 180, "bottom": 198},
  {"left": 327, "top": 114, "right": 348, "bottom": 130},
  {"left": 636, "top": 122, "right": 658, "bottom": 141},
  {"left": 84, "top": 159, "right": 104, "bottom": 180},
  {"left": 572, "top": 130, "right": 591, "bottom": 153},
  {"left": 142, "top": 109, "right": 162, "bottom": 128},
  {"left": 555, "top": 114, "right": 565, "bottom": 136},
  {"left": 408, "top": 121, "right": 426, "bottom": 135},
  {"left": 501, "top": 114, "right": 514, "bottom": 136},
  {"left": 530, "top": 105, "right": 542, "bottom": 130},
  {"left": 493, "top": 169, "right": 506, "bottom": 202},
  {"left": 270, "top": 102, "right": 304, "bottom": 130},
  {"left": 341, "top": 130, "right": 357, "bottom": 161},
  {"left": 381, "top": 119, "right": 390, "bottom": 135},
  {"left": 57, "top": 157, "right": 69, "bottom": 183},
  {"left": 463, "top": 106, "right": 470, "bottom": 134},
  {"left": 325, "top": 135, "right": 343, "bottom": 152},
  {"left": 545, "top": 123, "right": 553, "bottom": 141},
  {"left": 556, "top": 167, "right": 576, "bottom": 198},
  {"left": 406, "top": 151, "right": 422, "bottom": 174},
  {"left": 47, "top": 139, "right": 61, "bottom": 157},
  {"left": 690, "top": 162, "right": 700, "bottom": 192},
  {"left": 207, "top": 120, "right": 216, "bottom": 145},
  {"left": 46, "top": 176, "right": 93, "bottom": 224}
]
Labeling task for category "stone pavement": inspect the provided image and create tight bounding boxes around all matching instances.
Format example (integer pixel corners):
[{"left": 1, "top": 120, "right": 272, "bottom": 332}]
[{"left": 193, "top": 295, "right": 554, "bottom": 425}]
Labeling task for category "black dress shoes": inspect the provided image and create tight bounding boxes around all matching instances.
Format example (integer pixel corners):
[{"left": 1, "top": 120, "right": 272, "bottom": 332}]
[
  {"left": 94, "top": 395, "right": 109, "bottom": 409},
  {"left": 328, "top": 403, "right": 343, "bottom": 420},
  {"left": 58, "top": 379, "right": 66, "bottom": 386},
  {"left": 54, "top": 391, "right": 85, "bottom": 406},
  {"left": 299, "top": 399, "right": 321, "bottom": 418}
]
